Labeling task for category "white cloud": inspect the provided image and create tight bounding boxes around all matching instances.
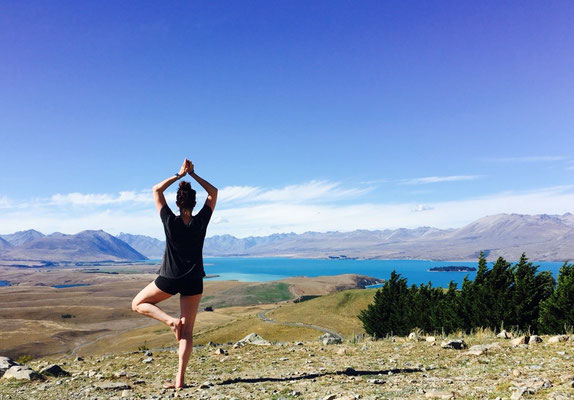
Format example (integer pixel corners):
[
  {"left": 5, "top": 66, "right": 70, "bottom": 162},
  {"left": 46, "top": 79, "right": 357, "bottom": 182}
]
[
  {"left": 412, "top": 204, "right": 434, "bottom": 212},
  {"left": 1, "top": 183, "right": 573, "bottom": 239},
  {"left": 401, "top": 175, "right": 482, "bottom": 185},
  {"left": 50, "top": 191, "right": 151, "bottom": 205}
]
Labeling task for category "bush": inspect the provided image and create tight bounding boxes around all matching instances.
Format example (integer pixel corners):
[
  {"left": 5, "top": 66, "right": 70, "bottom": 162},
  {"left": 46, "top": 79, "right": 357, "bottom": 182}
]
[
  {"left": 539, "top": 262, "right": 574, "bottom": 333},
  {"left": 359, "top": 252, "right": 563, "bottom": 336}
]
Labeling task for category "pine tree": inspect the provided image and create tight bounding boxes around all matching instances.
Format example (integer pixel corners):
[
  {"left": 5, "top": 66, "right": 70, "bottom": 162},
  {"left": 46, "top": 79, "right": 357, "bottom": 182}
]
[{"left": 539, "top": 262, "right": 574, "bottom": 333}]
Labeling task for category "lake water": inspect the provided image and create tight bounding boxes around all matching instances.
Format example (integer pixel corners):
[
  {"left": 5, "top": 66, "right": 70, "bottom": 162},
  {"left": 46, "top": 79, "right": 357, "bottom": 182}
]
[
  {"left": 205, "top": 257, "right": 565, "bottom": 288},
  {"left": 52, "top": 284, "right": 92, "bottom": 289},
  {"left": 0, "top": 280, "right": 11, "bottom": 287}
]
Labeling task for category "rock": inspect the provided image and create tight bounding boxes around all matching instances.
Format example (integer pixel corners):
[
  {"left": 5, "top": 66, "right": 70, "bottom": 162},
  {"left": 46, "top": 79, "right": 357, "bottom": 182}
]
[
  {"left": 425, "top": 391, "right": 455, "bottom": 399},
  {"left": 336, "top": 348, "right": 347, "bottom": 355},
  {"left": 528, "top": 335, "right": 543, "bottom": 344},
  {"left": 497, "top": 330, "right": 513, "bottom": 339},
  {"left": 204, "top": 306, "right": 214, "bottom": 312},
  {"left": 464, "top": 345, "right": 488, "bottom": 356},
  {"left": 75, "top": 356, "right": 84, "bottom": 362},
  {"left": 39, "top": 364, "right": 70, "bottom": 377},
  {"left": 408, "top": 332, "right": 419, "bottom": 341},
  {"left": 464, "top": 343, "right": 501, "bottom": 355},
  {"left": 426, "top": 336, "right": 436, "bottom": 343},
  {"left": 1, "top": 365, "right": 44, "bottom": 381},
  {"left": 214, "top": 348, "right": 227, "bottom": 356},
  {"left": 235, "top": 333, "right": 271, "bottom": 346},
  {"left": 511, "top": 336, "right": 529, "bottom": 346},
  {"left": 548, "top": 335, "right": 569, "bottom": 343},
  {"left": 199, "top": 381, "right": 213, "bottom": 389},
  {"left": 144, "top": 350, "right": 152, "bottom": 356},
  {"left": 0, "top": 357, "right": 19, "bottom": 378},
  {"left": 113, "top": 371, "right": 127, "bottom": 378},
  {"left": 510, "top": 387, "right": 527, "bottom": 400},
  {"left": 121, "top": 389, "right": 131, "bottom": 398},
  {"left": 367, "top": 378, "right": 385, "bottom": 384},
  {"left": 320, "top": 333, "right": 342, "bottom": 345},
  {"left": 441, "top": 339, "right": 467, "bottom": 350},
  {"left": 94, "top": 382, "right": 131, "bottom": 391},
  {"left": 142, "top": 357, "right": 153, "bottom": 363},
  {"left": 321, "top": 395, "right": 337, "bottom": 400}
]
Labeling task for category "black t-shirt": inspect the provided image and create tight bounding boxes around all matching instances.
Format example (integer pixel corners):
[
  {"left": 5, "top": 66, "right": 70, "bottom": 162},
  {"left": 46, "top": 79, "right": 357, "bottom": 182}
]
[{"left": 157, "top": 203, "right": 212, "bottom": 279}]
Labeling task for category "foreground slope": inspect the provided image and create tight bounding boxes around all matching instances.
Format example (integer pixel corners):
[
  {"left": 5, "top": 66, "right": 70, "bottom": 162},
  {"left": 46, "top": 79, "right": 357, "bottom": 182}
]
[{"left": 1, "top": 333, "right": 572, "bottom": 399}]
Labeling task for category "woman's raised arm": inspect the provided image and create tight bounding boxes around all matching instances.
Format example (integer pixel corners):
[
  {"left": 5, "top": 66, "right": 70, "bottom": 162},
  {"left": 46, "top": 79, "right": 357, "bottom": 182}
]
[
  {"left": 152, "top": 159, "right": 190, "bottom": 212},
  {"left": 187, "top": 161, "right": 218, "bottom": 211}
]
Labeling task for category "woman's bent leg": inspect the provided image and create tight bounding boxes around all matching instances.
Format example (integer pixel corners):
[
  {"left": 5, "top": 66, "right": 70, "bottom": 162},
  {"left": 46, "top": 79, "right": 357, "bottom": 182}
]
[
  {"left": 176, "top": 293, "right": 202, "bottom": 388},
  {"left": 131, "top": 281, "right": 182, "bottom": 340}
]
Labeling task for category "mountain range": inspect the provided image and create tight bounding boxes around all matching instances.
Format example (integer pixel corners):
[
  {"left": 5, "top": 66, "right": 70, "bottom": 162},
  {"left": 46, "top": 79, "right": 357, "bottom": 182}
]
[{"left": 1, "top": 212, "right": 573, "bottom": 262}]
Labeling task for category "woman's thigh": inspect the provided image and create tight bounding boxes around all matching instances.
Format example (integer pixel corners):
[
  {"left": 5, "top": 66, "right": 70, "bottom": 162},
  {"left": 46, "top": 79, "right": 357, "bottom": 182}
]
[{"left": 132, "top": 280, "right": 173, "bottom": 307}]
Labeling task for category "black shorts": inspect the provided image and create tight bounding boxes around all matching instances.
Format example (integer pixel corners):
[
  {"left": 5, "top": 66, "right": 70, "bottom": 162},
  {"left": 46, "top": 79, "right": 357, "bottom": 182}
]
[{"left": 154, "top": 275, "right": 203, "bottom": 296}]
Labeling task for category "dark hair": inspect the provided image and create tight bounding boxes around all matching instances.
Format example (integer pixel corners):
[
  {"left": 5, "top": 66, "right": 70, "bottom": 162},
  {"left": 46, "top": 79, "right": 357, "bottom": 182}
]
[{"left": 176, "top": 181, "right": 196, "bottom": 211}]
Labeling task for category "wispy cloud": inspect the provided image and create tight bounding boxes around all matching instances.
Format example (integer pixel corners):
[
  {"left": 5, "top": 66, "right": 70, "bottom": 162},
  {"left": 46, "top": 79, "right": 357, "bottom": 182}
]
[
  {"left": 400, "top": 175, "right": 482, "bottom": 185},
  {"left": 218, "top": 180, "right": 372, "bottom": 204},
  {"left": 412, "top": 204, "right": 434, "bottom": 212},
  {"left": 1, "top": 183, "right": 573, "bottom": 239},
  {"left": 488, "top": 156, "right": 568, "bottom": 163}
]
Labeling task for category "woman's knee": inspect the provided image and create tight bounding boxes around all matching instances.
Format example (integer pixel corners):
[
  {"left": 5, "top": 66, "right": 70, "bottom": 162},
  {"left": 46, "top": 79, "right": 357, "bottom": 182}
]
[
  {"left": 131, "top": 298, "right": 140, "bottom": 312},
  {"left": 180, "top": 317, "right": 194, "bottom": 338}
]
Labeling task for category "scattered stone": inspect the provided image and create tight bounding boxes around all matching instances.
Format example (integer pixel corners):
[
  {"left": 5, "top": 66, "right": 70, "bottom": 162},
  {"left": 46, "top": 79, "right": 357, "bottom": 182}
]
[
  {"left": 528, "top": 335, "right": 543, "bottom": 344},
  {"left": 424, "top": 390, "right": 455, "bottom": 399},
  {"left": 144, "top": 350, "right": 153, "bottom": 356},
  {"left": 321, "top": 395, "right": 337, "bottom": 400},
  {"left": 548, "top": 335, "right": 569, "bottom": 343},
  {"left": 295, "top": 341, "right": 304, "bottom": 346},
  {"left": 121, "top": 389, "right": 131, "bottom": 398},
  {"left": 75, "top": 356, "right": 84, "bottom": 362},
  {"left": 367, "top": 378, "right": 385, "bottom": 384},
  {"left": 39, "top": 364, "right": 70, "bottom": 377},
  {"left": 199, "top": 381, "right": 213, "bottom": 389},
  {"left": 510, "top": 387, "right": 527, "bottom": 400},
  {"left": 0, "top": 357, "right": 19, "bottom": 378},
  {"left": 88, "top": 370, "right": 98, "bottom": 377},
  {"left": 214, "top": 348, "right": 228, "bottom": 356},
  {"left": 320, "top": 333, "right": 342, "bottom": 345},
  {"left": 336, "top": 348, "right": 347, "bottom": 355},
  {"left": 113, "top": 371, "right": 127, "bottom": 378},
  {"left": 94, "top": 382, "right": 131, "bottom": 391},
  {"left": 132, "top": 379, "right": 145, "bottom": 385},
  {"left": 1, "top": 365, "right": 44, "bottom": 381},
  {"left": 142, "top": 357, "right": 153, "bottom": 364},
  {"left": 511, "top": 336, "right": 529, "bottom": 346},
  {"left": 408, "top": 332, "right": 420, "bottom": 341},
  {"left": 441, "top": 339, "right": 467, "bottom": 350},
  {"left": 497, "top": 330, "right": 513, "bottom": 339},
  {"left": 235, "top": 333, "right": 271, "bottom": 346},
  {"left": 204, "top": 306, "right": 213, "bottom": 312},
  {"left": 426, "top": 336, "right": 436, "bottom": 343}
]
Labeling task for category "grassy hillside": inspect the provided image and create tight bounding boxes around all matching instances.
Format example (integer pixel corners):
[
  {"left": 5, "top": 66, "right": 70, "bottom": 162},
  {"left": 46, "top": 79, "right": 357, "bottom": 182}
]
[{"left": 268, "top": 288, "right": 377, "bottom": 337}]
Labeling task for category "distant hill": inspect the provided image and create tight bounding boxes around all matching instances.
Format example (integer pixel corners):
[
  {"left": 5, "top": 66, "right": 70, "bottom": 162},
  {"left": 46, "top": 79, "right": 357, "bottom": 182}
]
[
  {"left": 0, "top": 229, "right": 45, "bottom": 246},
  {"left": 0, "top": 237, "right": 13, "bottom": 250},
  {"left": 117, "top": 233, "right": 165, "bottom": 259},
  {"left": 201, "top": 212, "right": 574, "bottom": 261},
  {"left": 0, "top": 230, "right": 147, "bottom": 262},
  {"left": 1, "top": 213, "right": 572, "bottom": 262}
]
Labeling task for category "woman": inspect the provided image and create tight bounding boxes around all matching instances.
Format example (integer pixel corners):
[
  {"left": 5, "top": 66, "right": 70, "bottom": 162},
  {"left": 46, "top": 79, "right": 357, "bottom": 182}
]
[{"left": 131, "top": 158, "right": 217, "bottom": 389}]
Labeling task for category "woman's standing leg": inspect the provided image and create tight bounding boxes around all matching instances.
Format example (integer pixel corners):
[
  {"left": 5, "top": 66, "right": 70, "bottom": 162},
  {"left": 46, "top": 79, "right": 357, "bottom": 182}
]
[
  {"left": 131, "top": 281, "right": 182, "bottom": 340},
  {"left": 176, "top": 293, "right": 202, "bottom": 387}
]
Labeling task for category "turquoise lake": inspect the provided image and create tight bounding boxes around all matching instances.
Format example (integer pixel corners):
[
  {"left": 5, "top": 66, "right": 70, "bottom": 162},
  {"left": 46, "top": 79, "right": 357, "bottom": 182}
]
[{"left": 204, "top": 257, "right": 565, "bottom": 288}]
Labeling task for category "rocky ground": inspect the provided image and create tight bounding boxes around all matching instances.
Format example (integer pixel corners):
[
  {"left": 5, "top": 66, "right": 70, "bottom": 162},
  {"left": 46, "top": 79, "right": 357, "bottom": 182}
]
[{"left": 1, "top": 332, "right": 573, "bottom": 400}]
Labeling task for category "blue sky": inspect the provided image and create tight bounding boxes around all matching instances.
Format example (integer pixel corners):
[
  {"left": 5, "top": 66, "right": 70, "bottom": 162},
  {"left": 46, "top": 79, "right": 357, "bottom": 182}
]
[{"left": 1, "top": 1, "right": 574, "bottom": 238}]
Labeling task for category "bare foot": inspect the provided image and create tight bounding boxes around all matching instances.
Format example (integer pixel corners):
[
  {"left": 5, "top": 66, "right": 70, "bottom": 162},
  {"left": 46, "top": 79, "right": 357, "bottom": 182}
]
[{"left": 169, "top": 318, "right": 182, "bottom": 341}]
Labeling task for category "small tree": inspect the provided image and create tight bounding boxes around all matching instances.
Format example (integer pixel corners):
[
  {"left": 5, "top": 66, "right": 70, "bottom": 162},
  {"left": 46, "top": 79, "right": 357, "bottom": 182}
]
[
  {"left": 539, "top": 262, "right": 574, "bottom": 333},
  {"left": 358, "top": 271, "right": 412, "bottom": 337}
]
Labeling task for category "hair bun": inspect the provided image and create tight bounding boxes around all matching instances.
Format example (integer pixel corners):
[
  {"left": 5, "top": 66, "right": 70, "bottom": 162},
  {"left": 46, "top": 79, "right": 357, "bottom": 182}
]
[{"left": 179, "top": 181, "right": 192, "bottom": 191}]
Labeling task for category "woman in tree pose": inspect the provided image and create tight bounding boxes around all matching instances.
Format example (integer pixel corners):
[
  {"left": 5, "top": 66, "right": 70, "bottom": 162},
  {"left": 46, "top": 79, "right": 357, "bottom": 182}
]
[{"left": 132, "top": 158, "right": 217, "bottom": 389}]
